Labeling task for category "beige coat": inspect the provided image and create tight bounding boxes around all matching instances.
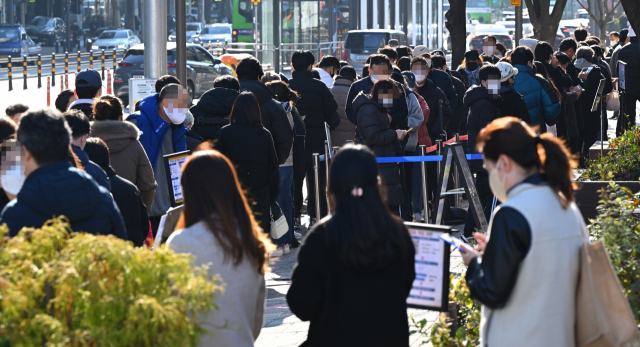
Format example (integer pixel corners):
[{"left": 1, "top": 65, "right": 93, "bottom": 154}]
[
  {"left": 329, "top": 77, "right": 356, "bottom": 147},
  {"left": 90, "top": 120, "right": 157, "bottom": 211}
]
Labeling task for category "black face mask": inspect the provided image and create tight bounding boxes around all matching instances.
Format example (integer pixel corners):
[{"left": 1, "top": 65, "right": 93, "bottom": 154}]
[{"left": 466, "top": 62, "right": 479, "bottom": 71}]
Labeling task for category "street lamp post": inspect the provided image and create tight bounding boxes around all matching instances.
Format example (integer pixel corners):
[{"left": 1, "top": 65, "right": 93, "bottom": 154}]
[{"left": 143, "top": 0, "right": 167, "bottom": 79}]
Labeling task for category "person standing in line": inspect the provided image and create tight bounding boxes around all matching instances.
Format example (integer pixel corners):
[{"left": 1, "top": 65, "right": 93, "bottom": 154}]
[
  {"left": 288, "top": 50, "right": 340, "bottom": 227},
  {"left": 214, "top": 92, "right": 281, "bottom": 248},
  {"left": 616, "top": 27, "right": 639, "bottom": 136},
  {"left": 496, "top": 62, "right": 531, "bottom": 124},
  {"left": 90, "top": 95, "right": 157, "bottom": 212},
  {"left": 590, "top": 45, "right": 614, "bottom": 141},
  {"left": 128, "top": 83, "right": 188, "bottom": 235},
  {"left": 316, "top": 55, "right": 341, "bottom": 88},
  {"left": 480, "top": 35, "right": 500, "bottom": 64},
  {"left": 353, "top": 80, "right": 406, "bottom": 214},
  {"left": 4, "top": 104, "right": 28, "bottom": 123},
  {"left": 329, "top": 66, "right": 357, "bottom": 147},
  {"left": 462, "top": 117, "right": 583, "bottom": 347},
  {"left": 190, "top": 75, "right": 240, "bottom": 142},
  {"left": 167, "top": 149, "right": 273, "bottom": 347},
  {"left": 431, "top": 55, "right": 466, "bottom": 136},
  {"left": 457, "top": 50, "right": 483, "bottom": 87},
  {"left": 287, "top": 144, "right": 415, "bottom": 347},
  {"left": 69, "top": 69, "right": 103, "bottom": 119},
  {"left": 84, "top": 138, "right": 149, "bottom": 247}
]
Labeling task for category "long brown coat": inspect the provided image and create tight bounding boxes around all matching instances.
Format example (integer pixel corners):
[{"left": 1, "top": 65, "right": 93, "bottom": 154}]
[{"left": 90, "top": 120, "right": 157, "bottom": 212}]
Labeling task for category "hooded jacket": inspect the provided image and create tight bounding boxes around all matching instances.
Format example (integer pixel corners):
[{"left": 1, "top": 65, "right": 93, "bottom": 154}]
[
  {"left": 106, "top": 167, "right": 148, "bottom": 247},
  {"left": 189, "top": 87, "right": 240, "bottom": 141},
  {"left": 345, "top": 77, "right": 410, "bottom": 132},
  {"left": 288, "top": 70, "right": 341, "bottom": 150},
  {"left": 498, "top": 86, "right": 531, "bottom": 124},
  {"left": 128, "top": 93, "right": 188, "bottom": 168},
  {"left": 71, "top": 145, "right": 110, "bottom": 191},
  {"left": 239, "top": 79, "right": 293, "bottom": 164},
  {"left": 329, "top": 77, "right": 356, "bottom": 147},
  {"left": 353, "top": 92, "right": 403, "bottom": 206},
  {"left": 512, "top": 64, "right": 561, "bottom": 126},
  {"left": 0, "top": 161, "right": 127, "bottom": 239},
  {"left": 415, "top": 79, "right": 452, "bottom": 141},
  {"left": 465, "top": 85, "right": 502, "bottom": 172},
  {"left": 90, "top": 120, "right": 157, "bottom": 211},
  {"left": 617, "top": 37, "right": 640, "bottom": 93}
]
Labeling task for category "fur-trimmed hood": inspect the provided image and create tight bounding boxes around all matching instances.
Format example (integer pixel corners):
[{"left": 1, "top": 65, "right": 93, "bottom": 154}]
[{"left": 90, "top": 120, "right": 141, "bottom": 153}]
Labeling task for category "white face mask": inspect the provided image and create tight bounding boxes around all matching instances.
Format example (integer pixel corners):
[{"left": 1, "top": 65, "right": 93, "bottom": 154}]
[
  {"left": 414, "top": 74, "right": 427, "bottom": 82},
  {"left": 484, "top": 46, "right": 495, "bottom": 55},
  {"left": 489, "top": 159, "right": 509, "bottom": 203},
  {"left": 163, "top": 107, "right": 188, "bottom": 125},
  {"left": 370, "top": 74, "right": 389, "bottom": 84},
  {"left": 1, "top": 164, "right": 25, "bottom": 196}
]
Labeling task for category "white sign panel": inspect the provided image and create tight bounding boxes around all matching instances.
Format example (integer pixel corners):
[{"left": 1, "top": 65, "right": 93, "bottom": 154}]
[{"left": 128, "top": 78, "right": 157, "bottom": 113}]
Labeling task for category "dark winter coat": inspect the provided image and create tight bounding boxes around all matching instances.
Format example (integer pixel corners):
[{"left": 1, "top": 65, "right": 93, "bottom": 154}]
[
  {"left": 480, "top": 54, "right": 501, "bottom": 65},
  {"left": 617, "top": 38, "right": 639, "bottom": 93},
  {"left": 239, "top": 79, "right": 294, "bottom": 164},
  {"left": 89, "top": 119, "right": 157, "bottom": 211},
  {"left": 329, "top": 77, "right": 356, "bottom": 146},
  {"left": 428, "top": 68, "right": 459, "bottom": 109},
  {"left": 415, "top": 79, "right": 452, "bottom": 141},
  {"left": 345, "top": 76, "right": 410, "bottom": 131},
  {"left": 498, "top": 86, "right": 531, "bottom": 124},
  {"left": 0, "top": 161, "right": 127, "bottom": 239},
  {"left": 189, "top": 87, "right": 239, "bottom": 141},
  {"left": 72, "top": 145, "right": 110, "bottom": 190},
  {"left": 288, "top": 70, "right": 341, "bottom": 151},
  {"left": 353, "top": 92, "right": 403, "bottom": 206},
  {"left": 185, "top": 130, "right": 203, "bottom": 152},
  {"left": 448, "top": 71, "right": 468, "bottom": 135},
  {"left": 287, "top": 222, "right": 416, "bottom": 347},
  {"left": 577, "top": 62, "right": 607, "bottom": 133},
  {"left": 106, "top": 167, "right": 149, "bottom": 247},
  {"left": 214, "top": 124, "right": 281, "bottom": 230},
  {"left": 68, "top": 99, "right": 95, "bottom": 119},
  {"left": 465, "top": 86, "right": 502, "bottom": 172}
]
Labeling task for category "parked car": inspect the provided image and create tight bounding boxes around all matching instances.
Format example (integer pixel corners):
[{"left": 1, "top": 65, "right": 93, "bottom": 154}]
[
  {"left": 113, "top": 43, "right": 233, "bottom": 106},
  {"left": 495, "top": 20, "right": 516, "bottom": 36},
  {"left": 91, "top": 29, "right": 140, "bottom": 51},
  {"left": 26, "top": 16, "right": 65, "bottom": 46},
  {"left": 168, "top": 22, "right": 203, "bottom": 43},
  {"left": 199, "top": 24, "right": 233, "bottom": 45},
  {"left": 559, "top": 19, "right": 590, "bottom": 38},
  {"left": 0, "top": 24, "right": 41, "bottom": 65},
  {"left": 467, "top": 24, "right": 513, "bottom": 52},
  {"left": 86, "top": 27, "right": 119, "bottom": 52},
  {"left": 343, "top": 29, "right": 407, "bottom": 70}
]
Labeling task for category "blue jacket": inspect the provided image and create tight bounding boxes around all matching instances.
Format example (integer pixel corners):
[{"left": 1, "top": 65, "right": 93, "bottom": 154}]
[
  {"left": 513, "top": 64, "right": 561, "bottom": 126},
  {"left": 128, "top": 93, "right": 188, "bottom": 168},
  {"left": 0, "top": 161, "right": 127, "bottom": 239},
  {"left": 72, "top": 145, "right": 110, "bottom": 190}
]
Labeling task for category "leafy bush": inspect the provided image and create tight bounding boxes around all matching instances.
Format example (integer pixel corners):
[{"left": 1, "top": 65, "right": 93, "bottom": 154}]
[
  {"left": 0, "top": 217, "right": 223, "bottom": 346},
  {"left": 588, "top": 183, "right": 640, "bottom": 322},
  {"left": 581, "top": 125, "right": 640, "bottom": 181},
  {"left": 410, "top": 274, "right": 481, "bottom": 346}
]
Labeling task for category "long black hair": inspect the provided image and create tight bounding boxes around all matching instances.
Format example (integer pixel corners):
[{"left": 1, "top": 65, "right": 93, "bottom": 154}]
[{"left": 324, "top": 144, "right": 412, "bottom": 269}]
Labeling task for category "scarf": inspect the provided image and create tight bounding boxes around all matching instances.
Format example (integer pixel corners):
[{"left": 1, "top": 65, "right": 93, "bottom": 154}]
[
  {"left": 574, "top": 58, "right": 593, "bottom": 70},
  {"left": 465, "top": 65, "right": 481, "bottom": 86}
]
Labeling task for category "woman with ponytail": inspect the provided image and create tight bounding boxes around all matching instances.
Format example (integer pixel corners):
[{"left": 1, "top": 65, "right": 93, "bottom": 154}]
[
  {"left": 461, "top": 117, "right": 585, "bottom": 346},
  {"left": 287, "top": 144, "right": 416, "bottom": 347}
]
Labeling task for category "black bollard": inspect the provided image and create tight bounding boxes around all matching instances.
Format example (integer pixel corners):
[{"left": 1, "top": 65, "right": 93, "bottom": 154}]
[
  {"left": 23, "top": 55, "right": 27, "bottom": 90},
  {"left": 77, "top": 51, "right": 81, "bottom": 72},
  {"left": 64, "top": 51, "right": 69, "bottom": 74},
  {"left": 112, "top": 48, "right": 116, "bottom": 71},
  {"left": 101, "top": 49, "right": 105, "bottom": 80},
  {"left": 8, "top": 56, "right": 12, "bottom": 91},
  {"left": 37, "top": 54, "right": 42, "bottom": 88},
  {"left": 51, "top": 52, "right": 56, "bottom": 87},
  {"left": 89, "top": 50, "right": 94, "bottom": 69}
]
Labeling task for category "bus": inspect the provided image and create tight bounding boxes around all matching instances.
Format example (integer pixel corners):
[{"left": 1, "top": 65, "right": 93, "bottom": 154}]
[
  {"left": 466, "top": 0, "right": 492, "bottom": 24},
  {"left": 232, "top": 0, "right": 254, "bottom": 43}
]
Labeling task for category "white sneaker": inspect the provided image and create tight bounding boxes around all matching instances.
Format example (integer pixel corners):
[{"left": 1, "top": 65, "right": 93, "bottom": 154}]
[
  {"left": 413, "top": 213, "right": 425, "bottom": 222},
  {"left": 283, "top": 244, "right": 291, "bottom": 255},
  {"left": 270, "top": 247, "right": 284, "bottom": 258}
]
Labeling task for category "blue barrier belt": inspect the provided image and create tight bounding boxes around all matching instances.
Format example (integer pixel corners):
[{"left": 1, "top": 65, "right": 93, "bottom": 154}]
[{"left": 375, "top": 154, "right": 484, "bottom": 163}]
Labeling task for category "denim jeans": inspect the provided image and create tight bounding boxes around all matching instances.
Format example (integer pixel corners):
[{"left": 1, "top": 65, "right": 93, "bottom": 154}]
[{"left": 273, "top": 166, "right": 294, "bottom": 246}]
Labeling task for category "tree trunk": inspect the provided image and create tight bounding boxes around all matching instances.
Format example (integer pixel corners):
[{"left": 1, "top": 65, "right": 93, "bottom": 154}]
[
  {"left": 525, "top": 0, "right": 568, "bottom": 46},
  {"left": 620, "top": 0, "right": 640, "bottom": 49},
  {"left": 445, "top": 0, "right": 466, "bottom": 70},
  {"left": 111, "top": 0, "right": 120, "bottom": 28}
]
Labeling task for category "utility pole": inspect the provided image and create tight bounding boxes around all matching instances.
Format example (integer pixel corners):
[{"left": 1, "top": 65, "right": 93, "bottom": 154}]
[
  {"left": 143, "top": 0, "right": 167, "bottom": 79},
  {"left": 515, "top": 0, "right": 522, "bottom": 47},
  {"left": 175, "top": 0, "right": 186, "bottom": 85}
]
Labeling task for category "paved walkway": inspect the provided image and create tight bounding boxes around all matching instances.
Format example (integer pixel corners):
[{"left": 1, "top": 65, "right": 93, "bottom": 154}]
[{"left": 256, "top": 215, "right": 467, "bottom": 347}]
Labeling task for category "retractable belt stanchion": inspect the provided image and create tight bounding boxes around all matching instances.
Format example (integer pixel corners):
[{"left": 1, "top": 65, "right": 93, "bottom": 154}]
[
  {"left": 420, "top": 145, "right": 429, "bottom": 222},
  {"left": 454, "top": 133, "right": 460, "bottom": 208},
  {"left": 313, "top": 153, "right": 321, "bottom": 220},
  {"left": 436, "top": 139, "right": 443, "bottom": 175}
]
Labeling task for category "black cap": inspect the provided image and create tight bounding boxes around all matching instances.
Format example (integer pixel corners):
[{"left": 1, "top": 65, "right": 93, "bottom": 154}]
[
  {"left": 619, "top": 28, "right": 629, "bottom": 42},
  {"left": 401, "top": 71, "right": 417, "bottom": 87},
  {"left": 338, "top": 65, "right": 357, "bottom": 81},
  {"left": 75, "top": 69, "right": 102, "bottom": 88},
  {"left": 431, "top": 50, "right": 445, "bottom": 58}
]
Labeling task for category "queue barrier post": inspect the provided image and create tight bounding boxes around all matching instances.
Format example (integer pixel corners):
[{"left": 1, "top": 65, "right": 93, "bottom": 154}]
[
  {"left": 51, "top": 52, "right": 55, "bottom": 86},
  {"left": 101, "top": 49, "right": 105, "bottom": 80},
  {"left": 436, "top": 139, "right": 443, "bottom": 176},
  {"left": 37, "top": 54, "right": 42, "bottom": 88},
  {"left": 7, "top": 56, "right": 12, "bottom": 91},
  {"left": 313, "top": 153, "right": 321, "bottom": 221},
  {"left": 420, "top": 145, "right": 429, "bottom": 222},
  {"left": 22, "top": 55, "right": 27, "bottom": 90}
]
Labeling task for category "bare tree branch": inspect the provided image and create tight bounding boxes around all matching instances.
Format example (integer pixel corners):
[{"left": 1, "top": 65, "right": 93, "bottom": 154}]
[
  {"left": 605, "top": 0, "right": 623, "bottom": 18},
  {"left": 576, "top": 0, "right": 601, "bottom": 23}
]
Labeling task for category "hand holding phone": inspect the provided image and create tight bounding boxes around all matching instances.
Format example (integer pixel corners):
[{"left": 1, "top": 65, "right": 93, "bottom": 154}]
[{"left": 440, "top": 234, "right": 474, "bottom": 253}]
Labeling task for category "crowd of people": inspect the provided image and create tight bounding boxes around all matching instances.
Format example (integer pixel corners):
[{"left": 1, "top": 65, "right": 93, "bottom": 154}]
[{"left": 1, "top": 23, "right": 638, "bottom": 346}]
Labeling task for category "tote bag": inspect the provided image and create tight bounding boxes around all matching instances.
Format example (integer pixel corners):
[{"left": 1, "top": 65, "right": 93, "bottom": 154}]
[
  {"left": 606, "top": 87, "right": 620, "bottom": 112},
  {"left": 575, "top": 238, "right": 638, "bottom": 347}
]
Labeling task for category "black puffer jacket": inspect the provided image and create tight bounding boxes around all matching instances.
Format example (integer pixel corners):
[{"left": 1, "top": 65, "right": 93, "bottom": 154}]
[
  {"left": 288, "top": 70, "right": 341, "bottom": 150},
  {"left": 105, "top": 167, "right": 149, "bottom": 247},
  {"left": 415, "top": 79, "right": 452, "bottom": 141},
  {"left": 498, "top": 86, "right": 531, "bottom": 124},
  {"left": 577, "top": 63, "right": 607, "bottom": 133},
  {"left": 190, "top": 87, "right": 239, "bottom": 141},
  {"left": 465, "top": 86, "right": 502, "bottom": 171},
  {"left": 353, "top": 92, "right": 403, "bottom": 206},
  {"left": 617, "top": 38, "right": 640, "bottom": 93},
  {"left": 447, "top": 72, "right": 468, "bottom": 135},
  {"left": 239, "top": 79, "right": 294, "bottom": 164}
]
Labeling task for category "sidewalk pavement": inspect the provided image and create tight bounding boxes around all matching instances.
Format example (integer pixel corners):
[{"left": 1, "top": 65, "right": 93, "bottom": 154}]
[{"left": 256, "top": 215, "right": 467, "bottom": 347}]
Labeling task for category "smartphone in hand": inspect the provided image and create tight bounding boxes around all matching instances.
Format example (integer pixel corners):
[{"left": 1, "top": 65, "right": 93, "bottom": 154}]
[{"left": 440, "top": 234, "right": 474, "bottom": 253}]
